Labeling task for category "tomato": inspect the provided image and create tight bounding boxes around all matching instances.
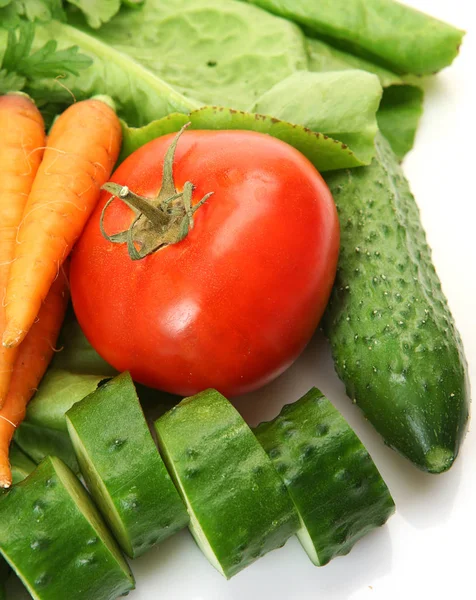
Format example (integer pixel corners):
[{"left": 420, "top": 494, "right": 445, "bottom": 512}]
[{"left": 70, "top": 130, "right": 339, "bottom": 397}]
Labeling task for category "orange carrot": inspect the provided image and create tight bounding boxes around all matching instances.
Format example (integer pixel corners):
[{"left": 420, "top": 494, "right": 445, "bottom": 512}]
[
  {"left": 3, "top": 97, "right": 122, "bottom": 349},
  {"left": 0, "top": 267, "right": 69, "bottom": 488},
  {"left": 0, "top": 93, "right": 46, "bottom": 407}
]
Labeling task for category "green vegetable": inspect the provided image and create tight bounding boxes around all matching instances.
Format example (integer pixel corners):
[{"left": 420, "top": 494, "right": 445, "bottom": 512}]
[
  {"left": 155, "top": 389, "right": 299, "bottom": 579},
  {"left": 0, "top": 22, "right": 91, "bottom": 95},
  {"left": 0, "top": 444, "right": 36, "bottom": 598},
  {"left": 251, "top": 70, "right": 381, "bottom": 165},
  {"left": 51, "top": 317, "right": 117, "bottom": 376},
  {"left": 26, "top": 20, "right": 200, "bottom": 126},
  {"left": 255, "top": 388, "right": 395, "bottom": 565},
  {"left": 14, "top": 369, "right": 107, "bottom": 472},
  {"left": 9, "top": 444, "right": 36, "bottom": 486},
  {"left": 305, "top": 36, "right": 424, "bottom": 158},
  {"left": 377, "top": 85, "right": 424, "bottom": 160},
  {"left": 244, "top": 0, "right": 464, "bottom": 75},
  {"left": 306, "top": 36, "right": 401, "bottom": 88},
  {"left": 120, "top": 81, "right": 382, "bottom": 172},
  {"left": 0, "top": 456, "right": 134, "bottom": 600},
  {"left": 14, "top": 421, "right": 80, "bottom": 473},
  {"left": 0, "top": 0, "right": 65, "bottom": 29},
  {"left": 66, "top": 0, "right": 122, "bottom": 29},
  {"left": 323, "top": 134, "right": 470, "bottom": 473},
  {"left": 66, "top": 372, "right": 189, "bottom": 559},
  {"left": 72, "top": 0, "right": 308, "bottom": 111},
  {"left": 13, "top": 313, "right": 114, "bottom": 471}
]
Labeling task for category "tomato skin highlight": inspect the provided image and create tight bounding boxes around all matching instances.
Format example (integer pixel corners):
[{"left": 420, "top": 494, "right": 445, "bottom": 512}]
[{"left": 70, "top": 130, "right": 339, "bottom": 397}]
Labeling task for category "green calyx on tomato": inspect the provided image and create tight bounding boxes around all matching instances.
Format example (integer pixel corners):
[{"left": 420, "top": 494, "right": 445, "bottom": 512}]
[{"left": 100, "top": 125, "right": 213, "bottom": 260}]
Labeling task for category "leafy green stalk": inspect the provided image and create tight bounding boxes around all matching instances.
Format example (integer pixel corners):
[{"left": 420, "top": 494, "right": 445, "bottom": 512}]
[{"left": 243, "top": 0, "right": 464, "bottom": 75}]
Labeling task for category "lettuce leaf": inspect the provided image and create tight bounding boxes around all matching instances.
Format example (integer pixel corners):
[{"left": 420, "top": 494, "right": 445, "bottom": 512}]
[
  {"left": 305, "top": 36, "right": 424, "bottom": 159},
  {"left": 30, "top": 20, "right": 200, "bottom": 125},
  {"left": 0, "top": 0, "right": 65, "bottom": 28},
  {"left": 66, "top": 0, "right": 121, "bottom": 29},
  {"left": 14, "top": 421, "right": 80, "bottom": 472},
  {"left": 68, "top": 0, "right": 308, "bottom": 111},
  {"left": 243, "top": 0, "right": 464, "bottom": 75},
  {"left": 251, "top": 70, "right": 381, "bottom": 165},
  {"left": 377, "top": 85, "right": 424, "bottom": 161},
  {"left": 120, "top": 96, "right": 381, "bottom": 173},
  {"left": 306, "top": 36, "right": 401, "bottom": 88},
  {"left": 9, "top": 444, "right": 36, "bottom": 485},
  {"left": 52, "top": 317, "right": 117, "bottom": 376}
]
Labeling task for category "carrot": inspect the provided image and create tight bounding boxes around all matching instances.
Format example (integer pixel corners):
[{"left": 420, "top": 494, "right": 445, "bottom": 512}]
[
  {"left": 2, "top": 97, "right": 122, "bottom": 349},
  {"left": 0, "top": 93, "right": 46, "bottom": 407},
  {"left": 0, "top": 267, "right": 69, "bottom": 488}
]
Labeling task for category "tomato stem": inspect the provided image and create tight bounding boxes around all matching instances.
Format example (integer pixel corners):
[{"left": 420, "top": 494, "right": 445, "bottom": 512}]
[{"left": 99, "top": 124, "right": 213, "bottom": 260}]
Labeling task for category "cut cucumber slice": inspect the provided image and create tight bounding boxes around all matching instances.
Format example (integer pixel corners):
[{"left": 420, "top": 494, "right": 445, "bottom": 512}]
[
  {"left": 0, "top": 443, "right": 37, "bottom": 596},
  {"left": 0, "top": 456, "right": 134, "bottom": 600},
  {"left": 154, "top": 389, "right": 299, "bottom": 579},
  {"left": 255, "top": 388, "right": 395, "bottom": 566},
  {"left": 66, "top": 372, "right": 189, "bottom": 558}
]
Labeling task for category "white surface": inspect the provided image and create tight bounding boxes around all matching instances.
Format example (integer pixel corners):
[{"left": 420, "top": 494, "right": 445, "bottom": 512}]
[{"left": 7, "top": 1, "right": 476, "bottom": 599}]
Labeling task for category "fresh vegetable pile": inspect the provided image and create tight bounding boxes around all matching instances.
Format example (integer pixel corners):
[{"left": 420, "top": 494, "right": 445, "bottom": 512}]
[{"left": 0, "top": 0, "right": 471, "bottom": 598}]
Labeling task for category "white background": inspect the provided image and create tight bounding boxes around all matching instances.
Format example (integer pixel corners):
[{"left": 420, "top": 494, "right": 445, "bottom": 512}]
[{"left": 7, "top": 1, "right": 476, "bottom": 599}]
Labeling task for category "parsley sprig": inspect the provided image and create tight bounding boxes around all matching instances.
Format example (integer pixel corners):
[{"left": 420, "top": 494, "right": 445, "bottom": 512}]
[{"left": 0, "top": 22, "right": 92, "bottom": 94}]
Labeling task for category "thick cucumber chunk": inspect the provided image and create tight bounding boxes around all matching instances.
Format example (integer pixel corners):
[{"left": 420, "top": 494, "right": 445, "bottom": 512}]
[
  {"left": 0, "top": 456, "right": 134, "bottom": 600},
  {"left": 66, "top": 372, "right": 189, "bottom": 559},
  {"left": 255, "top": 388, "right": 395, "bottom": 566},
  {"left": 154, "top": 389, "right": 299, "bottom": 579},
  {"left": 323, "top": 134, "right": 470, "bottom": 473}
]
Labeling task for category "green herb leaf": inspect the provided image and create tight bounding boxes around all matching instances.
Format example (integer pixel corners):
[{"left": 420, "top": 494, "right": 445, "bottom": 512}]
[
  {"left": 29, "top": 20, "right": 199, "bottom": 126},
  {"left": 0, "top": 68, "right": 25, "bottom": 93},
  {"left": 1, "top": 22, "right": 93, "bottom": 79}
]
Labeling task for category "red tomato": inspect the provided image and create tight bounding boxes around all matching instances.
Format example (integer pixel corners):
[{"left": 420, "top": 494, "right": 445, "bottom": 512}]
[{"left": 70, "top": 130, "right": 339, "bottom": 397}]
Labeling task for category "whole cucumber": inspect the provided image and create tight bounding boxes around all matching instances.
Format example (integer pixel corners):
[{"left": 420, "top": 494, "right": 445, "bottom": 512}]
[{"left": 323, "top": 134, "right": 470, "bottom": 473}]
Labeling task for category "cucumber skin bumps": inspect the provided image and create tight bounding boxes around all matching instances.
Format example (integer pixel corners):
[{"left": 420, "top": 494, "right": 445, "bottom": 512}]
[{"left": 255, "top": 387, "right": 395, "bottom": 565}]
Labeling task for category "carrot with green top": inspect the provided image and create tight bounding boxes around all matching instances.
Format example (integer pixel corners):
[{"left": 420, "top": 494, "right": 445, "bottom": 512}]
[
  {"left": 0, "top": 93, "right": 46, "bottom": 407},
  {"left": 0, "top": 267, "right": 69, "bottom": 488},
  {"left": 2, "top": 96, "right": 122, "bottom": 349}
]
